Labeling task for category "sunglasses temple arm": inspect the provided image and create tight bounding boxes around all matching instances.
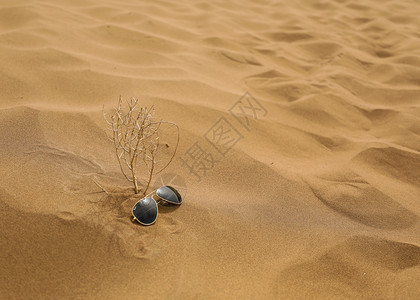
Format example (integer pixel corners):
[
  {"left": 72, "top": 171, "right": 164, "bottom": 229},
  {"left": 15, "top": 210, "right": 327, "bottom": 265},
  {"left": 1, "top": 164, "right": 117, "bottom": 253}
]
[{"left": 144, "top": 189, "right": 157, "bottom": 198}]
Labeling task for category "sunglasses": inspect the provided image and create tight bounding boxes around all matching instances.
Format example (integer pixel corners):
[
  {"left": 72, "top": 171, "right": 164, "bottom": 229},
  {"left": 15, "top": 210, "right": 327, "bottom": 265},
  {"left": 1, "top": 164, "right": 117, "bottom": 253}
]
[{"left": 132, "top": 185, "right": 183, "bottom": 225}]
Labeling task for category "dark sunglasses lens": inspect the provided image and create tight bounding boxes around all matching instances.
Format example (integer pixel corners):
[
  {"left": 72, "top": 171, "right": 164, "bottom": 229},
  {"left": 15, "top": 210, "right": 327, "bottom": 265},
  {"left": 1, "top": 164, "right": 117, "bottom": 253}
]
[
  {"left": 132, "top": 197, "right": 157, "bottom": 225},
  {"left": 156, "top": 186, "right": 182, "bottom": 204}
]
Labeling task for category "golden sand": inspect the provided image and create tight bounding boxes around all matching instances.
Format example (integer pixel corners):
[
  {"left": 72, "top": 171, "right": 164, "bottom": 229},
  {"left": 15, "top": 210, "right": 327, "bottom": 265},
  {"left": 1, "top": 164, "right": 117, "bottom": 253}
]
[{"left": 1, "top": 0, "right": 419, "bottom": 298}]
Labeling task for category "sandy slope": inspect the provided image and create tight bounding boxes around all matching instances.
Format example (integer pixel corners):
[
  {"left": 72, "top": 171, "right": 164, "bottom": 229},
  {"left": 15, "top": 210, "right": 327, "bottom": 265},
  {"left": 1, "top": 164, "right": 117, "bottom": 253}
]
[{"left": 1, "top": 0, "right": 420, "bottom": 299}]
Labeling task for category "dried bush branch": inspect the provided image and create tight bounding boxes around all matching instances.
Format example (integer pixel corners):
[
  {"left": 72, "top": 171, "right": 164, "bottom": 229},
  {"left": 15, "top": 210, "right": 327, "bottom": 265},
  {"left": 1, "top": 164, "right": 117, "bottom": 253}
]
[{"left": 103, "top": 96, "right": 179, "bottom": 195}]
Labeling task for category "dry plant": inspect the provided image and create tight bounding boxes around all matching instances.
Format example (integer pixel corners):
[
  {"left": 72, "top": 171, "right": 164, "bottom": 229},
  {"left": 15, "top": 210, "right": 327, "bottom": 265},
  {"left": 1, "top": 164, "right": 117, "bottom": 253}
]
[{"left": 103, "top": 97, "right": 179, "bottom": 195}]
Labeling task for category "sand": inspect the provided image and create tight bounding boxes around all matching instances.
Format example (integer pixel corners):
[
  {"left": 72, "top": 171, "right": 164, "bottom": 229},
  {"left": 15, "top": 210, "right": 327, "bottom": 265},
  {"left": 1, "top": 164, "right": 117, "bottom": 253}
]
[{"left": 1, "top": 0, "right": 420, "bottom": 299}]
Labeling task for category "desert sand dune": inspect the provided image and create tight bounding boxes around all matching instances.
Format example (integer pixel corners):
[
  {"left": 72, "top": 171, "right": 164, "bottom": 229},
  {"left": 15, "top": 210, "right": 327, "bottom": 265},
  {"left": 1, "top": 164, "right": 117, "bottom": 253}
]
[
  {"left": 1, "top": 0, "right": 420, "bottom": 299},
  {"left": 275, "top": 236, "right": 420, "bottom": 299}
]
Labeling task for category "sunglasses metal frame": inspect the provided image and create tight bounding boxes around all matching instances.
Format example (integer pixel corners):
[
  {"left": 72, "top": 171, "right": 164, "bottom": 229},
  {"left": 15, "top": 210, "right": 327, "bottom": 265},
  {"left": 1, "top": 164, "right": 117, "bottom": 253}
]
[
  {"left": 131, "top": 197, "right": 158, "bottom": 226},
  {"left": 131, "top": 186, "right": 182, "bottom": 225}
]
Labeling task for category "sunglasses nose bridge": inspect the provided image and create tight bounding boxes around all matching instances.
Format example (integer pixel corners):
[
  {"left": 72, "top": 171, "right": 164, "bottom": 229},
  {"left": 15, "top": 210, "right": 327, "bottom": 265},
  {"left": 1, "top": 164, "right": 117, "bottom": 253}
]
[{"left": 143, "top": 186, "right": 167, "bottom": 204}]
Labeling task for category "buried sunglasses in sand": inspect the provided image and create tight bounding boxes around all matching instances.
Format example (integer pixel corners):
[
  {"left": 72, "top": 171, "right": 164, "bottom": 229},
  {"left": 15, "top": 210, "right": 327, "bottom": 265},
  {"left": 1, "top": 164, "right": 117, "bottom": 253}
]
[{"left": 132, "top": 186, "right": 183, "bottom": 225}]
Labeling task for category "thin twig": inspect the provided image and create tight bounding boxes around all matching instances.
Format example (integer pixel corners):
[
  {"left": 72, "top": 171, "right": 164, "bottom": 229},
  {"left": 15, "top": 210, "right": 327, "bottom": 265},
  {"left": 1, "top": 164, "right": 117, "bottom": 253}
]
[
  {"left": 103, "top": 97, "right": 179, "bottom": 194},
  {"left": 92, "top": 177, "right": 110, "bottom": 194}
]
